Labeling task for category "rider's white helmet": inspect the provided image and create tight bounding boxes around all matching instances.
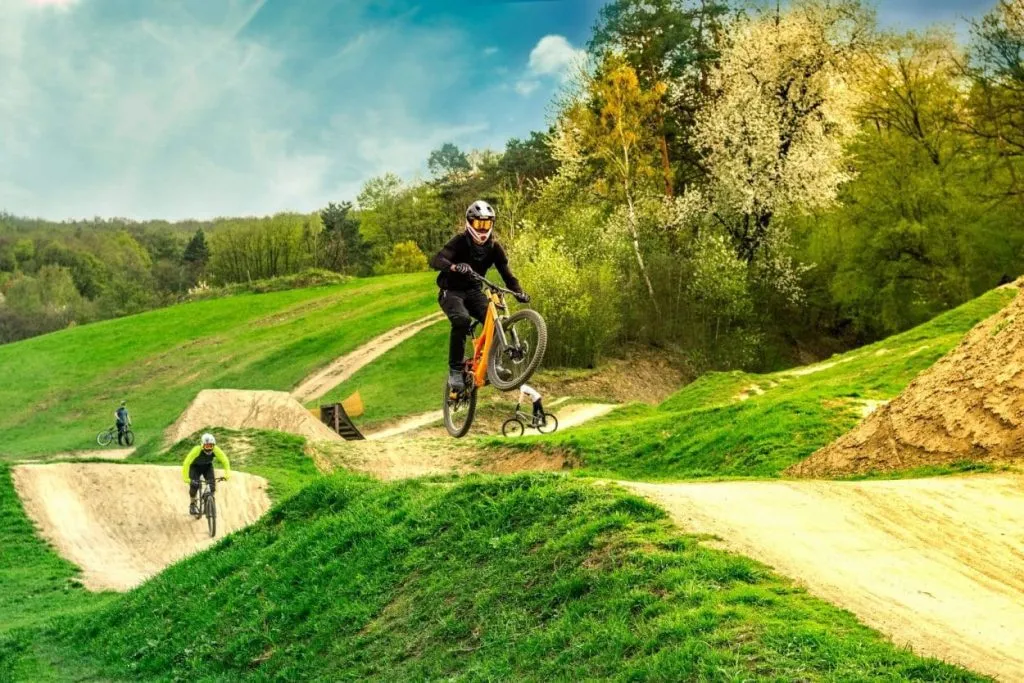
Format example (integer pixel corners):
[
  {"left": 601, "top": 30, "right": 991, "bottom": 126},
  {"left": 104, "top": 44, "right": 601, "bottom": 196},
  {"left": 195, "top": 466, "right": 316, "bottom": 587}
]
[{"left": 201, "top": 433, "right": 216, "bottom": 447}]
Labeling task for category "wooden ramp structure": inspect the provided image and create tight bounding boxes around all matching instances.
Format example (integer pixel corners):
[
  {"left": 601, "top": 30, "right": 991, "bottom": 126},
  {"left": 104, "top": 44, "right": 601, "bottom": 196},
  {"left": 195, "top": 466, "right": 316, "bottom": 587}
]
[{"left": 318, "top": 392, "right": 365, "bottom": 441}]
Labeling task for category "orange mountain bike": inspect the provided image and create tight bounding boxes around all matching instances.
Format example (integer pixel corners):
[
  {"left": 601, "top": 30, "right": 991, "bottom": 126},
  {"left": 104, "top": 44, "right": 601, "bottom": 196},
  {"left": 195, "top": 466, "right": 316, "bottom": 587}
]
[{"left": 443, "top": 273, "right": 547, "bottom": 438}]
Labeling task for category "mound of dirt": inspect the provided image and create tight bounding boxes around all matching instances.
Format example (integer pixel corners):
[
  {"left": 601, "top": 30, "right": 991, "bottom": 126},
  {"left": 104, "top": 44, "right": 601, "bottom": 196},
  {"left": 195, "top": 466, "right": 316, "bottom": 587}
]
[
  {"left": 533, "top": 347, "right": 691, "bottom": 405},
  {"left": 12, "top": 463, "right": 271, "bottom": 591},
  {"left": 166, "top": 389, "right": 341, "bottom": 445},
  {"left": 790, "top": 284, "right": 1023, "bottom": 478}
]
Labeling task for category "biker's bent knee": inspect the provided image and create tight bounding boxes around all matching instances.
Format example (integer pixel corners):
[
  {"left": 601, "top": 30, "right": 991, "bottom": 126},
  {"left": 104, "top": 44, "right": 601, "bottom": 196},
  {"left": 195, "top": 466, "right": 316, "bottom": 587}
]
[{"left": 450, "top": 314, "right": 472, "bottom": 333}]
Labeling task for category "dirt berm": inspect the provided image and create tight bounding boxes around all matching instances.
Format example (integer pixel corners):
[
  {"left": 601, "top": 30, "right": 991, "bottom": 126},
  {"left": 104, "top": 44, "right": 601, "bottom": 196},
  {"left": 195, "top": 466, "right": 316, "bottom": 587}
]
[
  {"left": 166, "top": 389, "right": 341, "bottom": 445},
  {"left": 791, "top": 283, "right": 1024, "bottom": 477},
  {"left": 12, "top": 463, "right": 271, "bottom": 591}
]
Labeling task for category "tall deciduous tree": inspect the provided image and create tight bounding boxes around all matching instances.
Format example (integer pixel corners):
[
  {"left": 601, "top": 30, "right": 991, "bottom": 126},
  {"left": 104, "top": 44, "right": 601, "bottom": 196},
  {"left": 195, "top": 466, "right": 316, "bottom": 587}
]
[
  {"left": 589, "top": 0, "right": 730, "bottom": 194},
  {"left": 559, "top": 53, "right": 665, "bottom": 311},
  {"left": 696, "top": 0, "right": 873, "bottom": 263}
]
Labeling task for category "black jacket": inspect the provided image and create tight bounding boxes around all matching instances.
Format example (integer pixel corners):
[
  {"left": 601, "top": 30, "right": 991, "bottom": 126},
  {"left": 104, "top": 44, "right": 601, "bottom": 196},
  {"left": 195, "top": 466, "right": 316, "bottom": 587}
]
[{"left": 430, "top": 232, "right": 523, "bottom": 293}]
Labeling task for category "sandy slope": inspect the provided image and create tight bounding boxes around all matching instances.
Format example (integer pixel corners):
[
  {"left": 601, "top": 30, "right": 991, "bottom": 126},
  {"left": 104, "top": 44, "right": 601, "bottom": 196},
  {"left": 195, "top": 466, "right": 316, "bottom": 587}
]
[
  {"left": 291, "top": 313, "right": 444, "bottom": 403},
  {"left": 166, "top": 389, "right": 341, "bottom": 445},
  {"left": 12, "top": 463, "right": 271, "bottom": 592},
  {"left": 624, "top": 475, "right": 1024, "bottom": 681}
]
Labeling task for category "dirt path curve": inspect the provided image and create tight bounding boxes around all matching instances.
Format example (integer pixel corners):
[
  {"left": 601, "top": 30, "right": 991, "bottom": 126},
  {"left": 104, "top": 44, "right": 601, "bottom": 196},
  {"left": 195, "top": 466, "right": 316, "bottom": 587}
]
[
  {"left": 623, "top": 475, "right": 1024, "bottom": 681},
  {"left": 12, "top": 463, "right": 271, "bottom": 592},
  {"left": 292, "top": 313, "right": 443, "bottom": 403}
]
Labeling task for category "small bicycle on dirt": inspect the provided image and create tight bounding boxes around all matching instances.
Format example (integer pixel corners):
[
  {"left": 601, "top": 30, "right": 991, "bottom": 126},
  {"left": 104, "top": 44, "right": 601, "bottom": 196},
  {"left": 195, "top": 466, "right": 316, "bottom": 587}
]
[
  {"left": 191, "top": 476, "right": 227, "bottom": 538},
  {"left": 501, "top": 405, "right": 558, "bottom": 437},
  {"left": 443, "top": 273, "right": 548, "bottom": 438},
  {"left": 97, "top": 424, "right": 134, "bottom": 447}
]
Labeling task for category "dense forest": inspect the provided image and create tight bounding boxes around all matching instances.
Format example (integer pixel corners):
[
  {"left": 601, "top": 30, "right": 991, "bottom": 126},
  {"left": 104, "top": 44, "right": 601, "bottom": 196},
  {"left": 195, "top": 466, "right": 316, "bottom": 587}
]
[{"left": 3, "top": 0, "right": 1024, "bottom": 372}]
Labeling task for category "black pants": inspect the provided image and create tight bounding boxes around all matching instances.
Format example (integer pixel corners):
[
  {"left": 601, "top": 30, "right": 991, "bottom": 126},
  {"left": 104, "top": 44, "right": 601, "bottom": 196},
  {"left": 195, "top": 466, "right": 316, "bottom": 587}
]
[
  {"left": 116, "top": 421, "right": 127, "bottom": 445},
  {"left": 189, "top": 462, "right": 216, "bottom": 498},
  {"left": 439, "top": 288, "right": 488, "bottom": 370}
]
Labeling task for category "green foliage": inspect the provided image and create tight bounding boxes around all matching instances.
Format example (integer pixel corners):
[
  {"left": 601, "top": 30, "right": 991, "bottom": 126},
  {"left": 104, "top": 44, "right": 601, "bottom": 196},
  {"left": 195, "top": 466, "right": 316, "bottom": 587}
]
[
  {"left": 377, "top": 240, "right": 428, "bottom": 275},
  {"left": 427, "top": 142, "right": 471, "bottom": 177},
  {"left": 186, "top": 268, "right": 350, "bottom": 301},
  {"left": 182, "top": 228, "right": 209, "bottom": 266},
  {"left": 0, "top": 272, "right": 437, "bottom": 458},
  {"left": 4, "top": 473, "right": 979, "bottom": 681},
  {"left": 318, "top": 202, "right": 369, "bottom": 274},
  {"left": 493, "top": 287, "right": 1015, "bottom": 480}
]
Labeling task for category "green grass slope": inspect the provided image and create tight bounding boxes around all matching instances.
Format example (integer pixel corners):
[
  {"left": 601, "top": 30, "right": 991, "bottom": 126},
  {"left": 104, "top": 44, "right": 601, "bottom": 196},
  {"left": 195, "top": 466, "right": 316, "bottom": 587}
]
[
  {"left": 498, "top": 286, "right": 1017, "bottom": 481},
  {"left": 2, "top": 473, "right": 980, "bottom": 681},
  {"left": 0, "top": 272, "right": 436, "bottom": 458}
]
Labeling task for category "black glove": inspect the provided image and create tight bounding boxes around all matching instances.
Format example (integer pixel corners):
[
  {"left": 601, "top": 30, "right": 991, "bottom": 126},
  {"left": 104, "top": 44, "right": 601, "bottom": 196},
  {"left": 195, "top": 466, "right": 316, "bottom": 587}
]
[
  {"left": 514, "top": 291, "right": 531, "bottom": 304},
  {"left": 453, "top": 263, "right": 473, "bottom": 275}
]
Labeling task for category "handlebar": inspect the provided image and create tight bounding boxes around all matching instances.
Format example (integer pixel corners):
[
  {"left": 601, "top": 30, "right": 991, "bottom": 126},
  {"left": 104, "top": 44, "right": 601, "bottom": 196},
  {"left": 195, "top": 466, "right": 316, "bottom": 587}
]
[{"left": 471, "top": 272, "right": 523, "bottom": 299}]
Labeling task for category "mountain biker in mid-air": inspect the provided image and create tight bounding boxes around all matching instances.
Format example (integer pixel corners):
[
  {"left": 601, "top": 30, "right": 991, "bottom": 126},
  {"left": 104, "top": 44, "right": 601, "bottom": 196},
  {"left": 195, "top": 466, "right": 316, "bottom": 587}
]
[
  {"left": 114, "top": 400, "right": 131, "bottom": 446},
  {"left": 181, "top": 433, "right": 231, "bottom": 515},
  {"left": 430, "top": 200, "right": 530, "bottom": 392}
]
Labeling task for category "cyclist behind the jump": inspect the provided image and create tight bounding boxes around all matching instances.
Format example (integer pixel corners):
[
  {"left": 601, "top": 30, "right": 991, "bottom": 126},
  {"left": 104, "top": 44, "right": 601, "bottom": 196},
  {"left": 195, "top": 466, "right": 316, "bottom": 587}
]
[
  {"left": 430, "top": 200, "right": 530, "bottom": 392},
  {"left": 181, "top": 433, "right": 231, "bottom": 515},
  {"left": 114, "top": 400, "right": 132, "bottom": 445},
  {"left": 517, "top": 383, "right": 547, "bottom": 427}
]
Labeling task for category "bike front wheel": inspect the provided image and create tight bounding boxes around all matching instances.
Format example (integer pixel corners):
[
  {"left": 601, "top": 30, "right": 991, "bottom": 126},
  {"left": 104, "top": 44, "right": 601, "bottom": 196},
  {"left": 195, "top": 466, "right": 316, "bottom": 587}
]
[
  {"left": 537, "top": 413, "right": 558, "bottom": 434},
  {"left": 443, "top": 379, "right": 477, "bottom": 438},
  {"left": 502, "top": 418, "right": 525, "bottom": 437},
  {"left": 123, "top": 429, "right": 135, "bottom": 446},
  {"left": 487, "top": 309, "right": 548, "bottom": 391},
  {"left": 97, "top": 430, "right": 113, "bottom": 447},
  {"left": 206, "top": 495, "right": 217, "bottom": 537}
]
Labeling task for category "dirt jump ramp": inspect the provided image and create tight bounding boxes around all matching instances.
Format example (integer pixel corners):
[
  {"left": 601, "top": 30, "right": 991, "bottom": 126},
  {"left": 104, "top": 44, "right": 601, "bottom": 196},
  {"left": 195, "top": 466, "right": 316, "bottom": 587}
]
[
  {"left": 292, "top": 312, "right": 443, "bottom": 403},
  {"left": 166, "top": 389, "right": 342, "bottom": 445},
  {"left": 625, "top": 475, "right": 1024, "bottom": 681},
  {"left": 12, "top": 463, "right": 271, "bottom": 592}
]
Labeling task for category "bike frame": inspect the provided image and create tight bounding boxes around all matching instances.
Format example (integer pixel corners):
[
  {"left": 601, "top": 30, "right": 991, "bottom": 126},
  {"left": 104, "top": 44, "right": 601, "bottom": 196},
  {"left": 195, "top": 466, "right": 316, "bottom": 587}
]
[{"left": 466, "top": 290, "right": 509, "bottom": 388}]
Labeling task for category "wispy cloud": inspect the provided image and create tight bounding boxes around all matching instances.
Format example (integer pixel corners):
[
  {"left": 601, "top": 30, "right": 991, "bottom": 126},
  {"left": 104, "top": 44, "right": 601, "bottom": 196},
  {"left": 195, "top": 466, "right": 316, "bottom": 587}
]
[
  {"left": 26, "top": 0, "right": 80, "bottom": 8},
  {"left": 515, "top": 34, "right": 585, "bottom": 97}
]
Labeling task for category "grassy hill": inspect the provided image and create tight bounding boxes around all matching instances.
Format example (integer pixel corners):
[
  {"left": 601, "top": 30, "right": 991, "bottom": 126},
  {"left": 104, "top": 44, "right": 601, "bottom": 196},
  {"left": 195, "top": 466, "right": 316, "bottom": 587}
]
[
  {"left": 0, "top": 272, "right": 437, "bottom": 458},
  {"left": 1, "top": 467, "right": 980, "bottom": 681},
  {"left": 494, "top": 286, "right": 1018, "bottom": 481}
]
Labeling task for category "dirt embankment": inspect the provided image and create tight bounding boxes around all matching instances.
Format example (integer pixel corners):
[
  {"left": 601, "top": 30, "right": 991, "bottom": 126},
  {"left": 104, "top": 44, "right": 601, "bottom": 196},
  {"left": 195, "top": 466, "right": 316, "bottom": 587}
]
[
  {"left": 166, "top": 389, "right": 341, "bottom": 445},
  {"left": 12, "top": 463, "right": 271, "bottom": 591},
  {"left": 792, "top": 283, "right": 1024, "bottom": 477},
  {"left": 625, "top": 475, "right": 1024, "bottom": 682}
]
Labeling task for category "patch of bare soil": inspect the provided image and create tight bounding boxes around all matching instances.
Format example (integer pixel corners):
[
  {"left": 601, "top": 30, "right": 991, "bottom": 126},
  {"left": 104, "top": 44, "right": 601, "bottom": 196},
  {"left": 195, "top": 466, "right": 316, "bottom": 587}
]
[
  {"left": 309, "top": 438, "right": 467, "bottom": 481},
  {"left": 36, "top": 448, "right": 136, "bottom": 462},
  {"left": 12, "top": 463, "right": 271, "bottom": 591},
  {"left": 291, "top": 313, "right": 444, "bottom": 402},
  {"left": 791, "top": 283, "right": 1024, "bottom": 478},
  {"left": 625, "top": 475, "right": 1024, "bottom": 682},
  {"left": 531, "top": 346, "right": 691, "bottom": 405},
  {"left": 166, "top": 389, "right": 341, "bottom": 445}
]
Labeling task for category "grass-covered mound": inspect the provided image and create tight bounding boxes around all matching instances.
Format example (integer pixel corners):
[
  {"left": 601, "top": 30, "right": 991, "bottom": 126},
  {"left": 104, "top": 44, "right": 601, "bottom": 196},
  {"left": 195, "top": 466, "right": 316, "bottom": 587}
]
[
  {"left": 0, "top": 272, "right": 436, "bottom": 459},
  {"left": 497, "top": 287, "right": 1017, "bottom": 481},
  {"left": 4, "top": 473, "right": 980, "bottom": 680}
]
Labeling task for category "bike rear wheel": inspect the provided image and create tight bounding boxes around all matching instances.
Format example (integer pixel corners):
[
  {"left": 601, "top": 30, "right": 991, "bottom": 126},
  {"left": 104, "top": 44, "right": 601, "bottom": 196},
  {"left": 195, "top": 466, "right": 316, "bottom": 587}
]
[
  {"left": 502, "top": 418, "right": 525, "bottom": 437},
  {"left": 97, "top": 429, "right": 113, "bottom": 447},
  {"left": 206, "top": 495, "right": 216, "bottom": 537},
  {"left": 537, "top": 413, "right": 558, "bottom": 434},
  {"left": 487, "top": 309, "right": 547, "bottom": 391},
  {"left": 443, "top": 377, "right": 477, "bottom": 438}
]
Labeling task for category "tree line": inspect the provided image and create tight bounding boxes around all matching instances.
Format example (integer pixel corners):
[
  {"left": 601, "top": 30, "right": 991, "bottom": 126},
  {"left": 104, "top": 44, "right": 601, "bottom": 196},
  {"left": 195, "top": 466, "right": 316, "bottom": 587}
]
[{"left": 3, "top": 0, "right": 1024, "bottom": 374}]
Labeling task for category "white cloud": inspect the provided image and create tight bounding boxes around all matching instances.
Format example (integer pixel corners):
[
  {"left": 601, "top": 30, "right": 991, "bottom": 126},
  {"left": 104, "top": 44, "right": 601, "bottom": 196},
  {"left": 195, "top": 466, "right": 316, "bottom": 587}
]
[
  {"left": 528, "top": 35, "right": 585, "bottom": 75},
  {"left": 27, "top": 0, "right": 80, "bottom": 7},
  {"left": 483, "top": 46, "right": 499, "bottom": 56},
  {"left": 514, "top": 34, "right": 584, "bottom": 97}
]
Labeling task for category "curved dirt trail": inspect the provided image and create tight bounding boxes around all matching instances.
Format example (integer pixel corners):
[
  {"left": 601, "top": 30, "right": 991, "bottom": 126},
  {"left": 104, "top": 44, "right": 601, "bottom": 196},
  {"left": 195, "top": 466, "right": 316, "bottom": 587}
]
[
  {"left": 292, "top": 313, "right": 443, "bottom": 403},
  {"left": 624, "top": 475, "right": 1024, "bottom": 681},
  {"left": 12, "top": 463, "right": 271, "bottom": 592}
]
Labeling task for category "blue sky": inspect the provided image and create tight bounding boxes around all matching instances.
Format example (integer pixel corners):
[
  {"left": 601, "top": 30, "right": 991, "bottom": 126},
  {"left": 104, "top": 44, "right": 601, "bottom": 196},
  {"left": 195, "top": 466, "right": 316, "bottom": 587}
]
[{"left": 0, "top": 0, "right": 998, "bottom": 221}]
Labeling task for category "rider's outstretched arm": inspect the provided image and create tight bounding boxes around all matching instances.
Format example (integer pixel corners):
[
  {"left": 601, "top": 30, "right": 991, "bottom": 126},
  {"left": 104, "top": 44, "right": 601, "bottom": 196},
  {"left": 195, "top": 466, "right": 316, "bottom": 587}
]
[
  {"left": 493, "top": 243, "right": 523, "bottom": 294},
  {"left": 430, "top": 235, "right": 460, "bottom": 272},
  {"left": 181, "top": 446, "right": 201, "bottom": 482},
  {"left": 213, "top": 446, "right": 232, "bottom": 480}
]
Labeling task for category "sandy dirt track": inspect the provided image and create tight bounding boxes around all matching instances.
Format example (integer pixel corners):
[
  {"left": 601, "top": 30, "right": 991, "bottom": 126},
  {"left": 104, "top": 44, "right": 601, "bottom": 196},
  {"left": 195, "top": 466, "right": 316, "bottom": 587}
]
[
  {"left": 292, "top": 313, "right": 444, "bottom": 402},
  {"left": 624, "top": 475, "right": 1024, "bottom": 681},
  {"left": 12, "top": 463, "right": 271, "bottom": 592}
]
